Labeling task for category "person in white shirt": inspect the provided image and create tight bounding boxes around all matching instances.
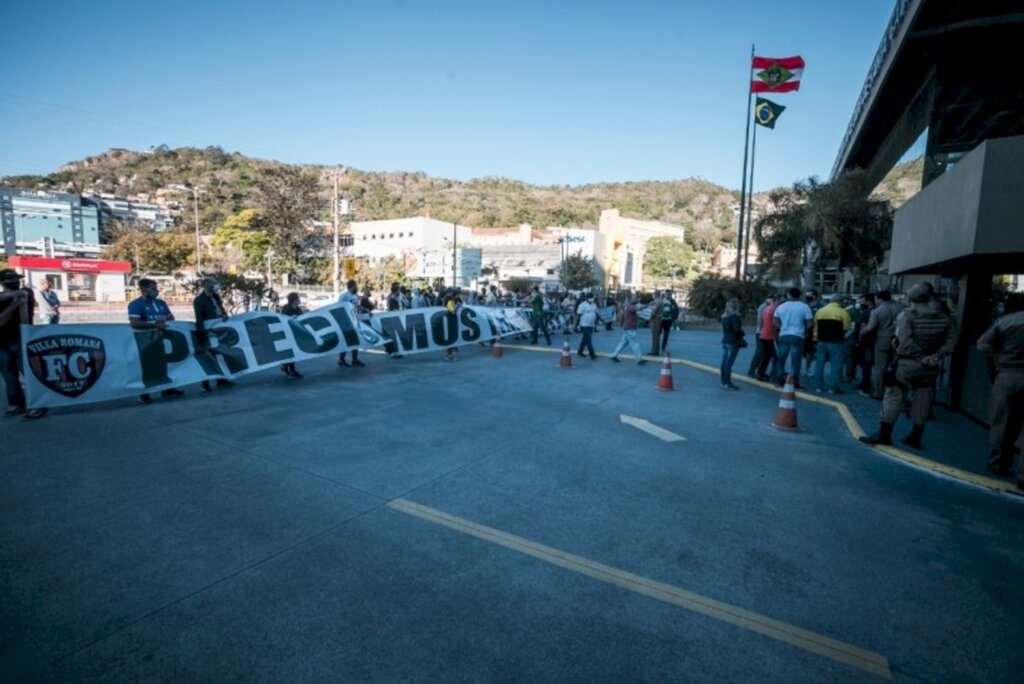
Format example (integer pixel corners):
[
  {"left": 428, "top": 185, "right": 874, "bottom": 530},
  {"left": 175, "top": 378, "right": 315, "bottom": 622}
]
[
  {"left": 410, "top": 287, "right": 426, "bottom": 309},
  {"left": 336, "top": 279, "right": 366, "bottom": 368},
  {"left": 34, "top": 279, "right": 60, "bottom": 324},
  {"left": 575, "top": 293, "right": 600, "bottom": 360},
  {"left": 771, "top": 287, "right": 815, "bottom": 387}
]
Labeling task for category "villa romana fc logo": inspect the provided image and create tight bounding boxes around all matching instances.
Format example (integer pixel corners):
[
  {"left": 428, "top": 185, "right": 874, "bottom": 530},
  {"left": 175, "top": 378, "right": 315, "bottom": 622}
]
[{"left": 26, "top": 334, "right": 106, "bottom": 398}]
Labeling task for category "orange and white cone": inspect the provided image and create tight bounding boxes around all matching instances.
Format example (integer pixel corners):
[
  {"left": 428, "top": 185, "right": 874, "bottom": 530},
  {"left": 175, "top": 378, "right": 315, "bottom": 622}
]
[
  {"left": 492, "top": 337, "right": 504, "bottom": 358},
  {"left": 771, "top": 375, "right": 799, "bottom": 431},
  {"left": 657, "top": 352, "right": 674, "bottom": 391},
  {"left": 560, "top": 337, "right": 573, "bottom": 368}
]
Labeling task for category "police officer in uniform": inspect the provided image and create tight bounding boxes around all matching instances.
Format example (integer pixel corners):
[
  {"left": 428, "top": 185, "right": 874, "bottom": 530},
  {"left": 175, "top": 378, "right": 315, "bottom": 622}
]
[
  {"left": 977, "top": 293, "right": 1024, "bottom": 487},
  {"left": 860, "top": 282, "right": 956, "bottom": 449}
]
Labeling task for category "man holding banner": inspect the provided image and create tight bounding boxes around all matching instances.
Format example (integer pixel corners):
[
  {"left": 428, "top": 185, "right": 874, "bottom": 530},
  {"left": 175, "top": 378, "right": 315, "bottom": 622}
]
[
  {"left": 129, "top": 279, "right": 186, "bottom": 404},
  {"left": 1, "top": 268, "right": 47, "bottom": 420},
  {"left": 194, "top": 277, "right": 236, "bottom": 394}
]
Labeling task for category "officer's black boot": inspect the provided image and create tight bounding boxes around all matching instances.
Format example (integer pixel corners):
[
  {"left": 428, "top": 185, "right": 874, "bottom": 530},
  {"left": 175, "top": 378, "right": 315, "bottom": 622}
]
[
  {"left": 859, "top": 422, "right": 894, "bottom": 446},
  {"left": 901, "top": 424, "right": 924, "bottom": 450}
]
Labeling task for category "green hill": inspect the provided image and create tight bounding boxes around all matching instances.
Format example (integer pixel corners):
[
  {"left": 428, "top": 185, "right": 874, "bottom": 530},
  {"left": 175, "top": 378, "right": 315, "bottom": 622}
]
[
  {"left": 2, "top": 146, "right": 743, "bottom": 240},
  {"left": 2, "top": 146, "right": 923, "bottom": 247}
]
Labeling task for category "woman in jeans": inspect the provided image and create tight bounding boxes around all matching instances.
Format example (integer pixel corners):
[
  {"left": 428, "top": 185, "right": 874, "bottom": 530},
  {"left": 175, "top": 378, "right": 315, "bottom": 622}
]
[{"left": 720, "top": 298, "right": 744, "bottom": 390}]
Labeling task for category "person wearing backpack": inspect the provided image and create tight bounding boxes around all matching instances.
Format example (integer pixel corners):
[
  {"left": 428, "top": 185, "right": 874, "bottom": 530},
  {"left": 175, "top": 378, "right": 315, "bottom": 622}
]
[{"left": 657, "top": 291, "right": 680, "bottom": 355}]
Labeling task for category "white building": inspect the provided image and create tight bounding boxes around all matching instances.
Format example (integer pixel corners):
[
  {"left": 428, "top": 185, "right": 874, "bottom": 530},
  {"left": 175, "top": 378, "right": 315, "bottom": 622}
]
[
  {"left": 349, "top": 217, "right": 472, "bottom": 263},
  {"left": 596, "top": 209, "right": 686, "bottom": 290},
  {"left": 87, "top": 193, "right": 175, "bottom": 231}
]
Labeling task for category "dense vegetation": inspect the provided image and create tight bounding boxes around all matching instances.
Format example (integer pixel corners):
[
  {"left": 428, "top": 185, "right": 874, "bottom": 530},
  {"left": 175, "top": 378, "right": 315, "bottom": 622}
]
[
  {"left": 2, "top": 147, "right": 923, "bottom": 288},
  {"left": 2, "top": 146, "right": 747, "bottom": 245}
]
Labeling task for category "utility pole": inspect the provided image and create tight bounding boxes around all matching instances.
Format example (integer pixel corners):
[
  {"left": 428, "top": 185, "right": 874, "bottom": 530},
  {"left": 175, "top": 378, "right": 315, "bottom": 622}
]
[
  {"left": 193, "top": 190, "right": 201, "bottom": 274},
  {"left": 332, "top": 167, "right": 341, "bottom": 299},
  {"left": 452, "top": 221, "right": 457, "bottom": 288},
  {"left": 170, "top": 184, "right": 204, "bottom": 275}
]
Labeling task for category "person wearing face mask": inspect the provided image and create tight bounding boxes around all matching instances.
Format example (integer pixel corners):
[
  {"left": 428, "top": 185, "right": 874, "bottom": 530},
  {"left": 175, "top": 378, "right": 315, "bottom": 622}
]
[
  {"left": 129, "top": 278, "right": 186, "bottom": 404},
  {"left": 193, "top": 277, "right": 236, "bottom": 394},
  {"left": 0, "top": 269, "right": 47, "bottom": 420}
]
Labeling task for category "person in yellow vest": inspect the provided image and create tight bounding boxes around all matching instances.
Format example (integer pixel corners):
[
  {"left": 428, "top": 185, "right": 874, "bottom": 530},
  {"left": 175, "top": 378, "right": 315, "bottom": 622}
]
[
  {"left": 860, "top": 282, "right": 956, "bottom": 449},
  {"left": 812, "top": 293, "right": 852, "bottom": 394}
]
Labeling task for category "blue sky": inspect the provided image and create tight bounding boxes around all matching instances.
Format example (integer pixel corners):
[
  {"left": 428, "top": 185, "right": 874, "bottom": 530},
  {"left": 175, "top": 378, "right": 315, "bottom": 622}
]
[{"left": 0, "top": 0, "right": 896, "bottom": 191}]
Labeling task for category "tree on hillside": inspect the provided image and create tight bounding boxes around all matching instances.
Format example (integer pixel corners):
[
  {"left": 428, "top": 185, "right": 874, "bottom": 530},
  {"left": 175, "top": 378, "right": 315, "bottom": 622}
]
[
  {"left": 685, "top": 221, "right": 720, "bottom": 258},
  {"left": 253, "top": 166, "right": 323, "bottom": 273},
  {"left": 99, "top": 216, "right": 146, "bottom": 244},
  {"left": 210, "top": 209, "right": 272, "bottom": 272},
  {"left": 753, "top": 170, "right": 893, "bottom": 286},
  {"left": 102, "top": 230, "right": 194, "bottom": 274},
  {"left": 643, "top": 236, "right": 695, "bottom": 286},
  {"left": 560, "top": 251, "right": 597, "bottom": 290}
]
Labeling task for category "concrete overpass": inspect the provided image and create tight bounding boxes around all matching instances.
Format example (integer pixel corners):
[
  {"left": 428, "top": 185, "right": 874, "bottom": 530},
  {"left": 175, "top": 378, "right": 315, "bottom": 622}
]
[{"left": 832, "top": 0, "right": 1024, "bottom": 420}]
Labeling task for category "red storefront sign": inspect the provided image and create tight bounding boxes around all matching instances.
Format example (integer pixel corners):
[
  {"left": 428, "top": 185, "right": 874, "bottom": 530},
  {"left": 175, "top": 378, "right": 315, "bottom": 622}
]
[{"left": 9, "top": 256, "right": 132, "bottom": 273}]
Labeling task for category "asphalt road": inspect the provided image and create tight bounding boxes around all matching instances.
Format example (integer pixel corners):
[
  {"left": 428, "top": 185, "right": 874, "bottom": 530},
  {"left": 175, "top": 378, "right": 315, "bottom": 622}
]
[{"left": 2, "top": 334, "right": 1023, "bottom": 682}]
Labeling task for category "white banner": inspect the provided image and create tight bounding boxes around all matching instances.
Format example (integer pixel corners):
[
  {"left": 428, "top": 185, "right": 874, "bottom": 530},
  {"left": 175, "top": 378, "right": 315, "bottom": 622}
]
[
  {"left": 21, "top": 303, "right": 533, "bottom": 409},
  {"left": 364, "top": 305, "right": 532, "bottom": 354}
]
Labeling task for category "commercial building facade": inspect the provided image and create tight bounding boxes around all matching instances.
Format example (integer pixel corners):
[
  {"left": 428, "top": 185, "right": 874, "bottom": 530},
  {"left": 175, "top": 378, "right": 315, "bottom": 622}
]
[
  {"left": 1, "top": 187, "right": 101, "bottom": 257},
  {"left": 7, "top": 255, "right": 132, "bottom": 303}
]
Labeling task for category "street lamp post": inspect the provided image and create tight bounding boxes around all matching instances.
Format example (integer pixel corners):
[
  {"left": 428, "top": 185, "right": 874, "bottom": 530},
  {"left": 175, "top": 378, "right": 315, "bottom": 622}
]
[
  {"left": 170, "top": 184, "right": 204, "bottom": 274},
  {"left": 557, "top": 237, "right": 566, "bottom": 290},
  {"left": 452, "top": 222, "right": 457, "bottom": 288}
]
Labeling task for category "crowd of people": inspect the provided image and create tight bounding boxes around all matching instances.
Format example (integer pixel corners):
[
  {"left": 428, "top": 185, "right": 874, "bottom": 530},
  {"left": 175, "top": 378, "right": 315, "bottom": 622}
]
[
  {"left": 2, "top": 267, "right": 1022, "bottom": 489},
  {"left": 723, "top": 282, "right": 1023, "bottom": 487}
]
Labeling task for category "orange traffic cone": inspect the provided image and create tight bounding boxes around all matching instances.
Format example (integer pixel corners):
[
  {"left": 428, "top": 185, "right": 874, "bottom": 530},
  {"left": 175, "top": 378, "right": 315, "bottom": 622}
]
[
  {"left": 771, "top": 375, "right": 799, "bottom": 431},
  {"left": 560, "top": 337, "right": 573, "bottom": 368},
  {"left": 657, "top": 352, "right": 674, "bottom": 391},
  {"left": 492, "top": 337, "right": 504, "bottom": 358}
]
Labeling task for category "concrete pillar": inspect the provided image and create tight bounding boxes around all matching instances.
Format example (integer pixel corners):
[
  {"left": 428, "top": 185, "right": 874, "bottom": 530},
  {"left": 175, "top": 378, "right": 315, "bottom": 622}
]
[{"left": 950, "top": 269, "right": 993, "bottom": 418}]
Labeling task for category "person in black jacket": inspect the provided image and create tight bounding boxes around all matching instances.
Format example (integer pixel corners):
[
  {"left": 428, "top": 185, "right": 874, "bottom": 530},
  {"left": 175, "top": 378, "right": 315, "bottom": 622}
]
[
  {"left": 0, "top": 269, "right": 47, "bottom": 420},
  {"left": 193, "top": 277, "right": 235, "bottom": 394},
  {"left": 279, "top": 292, "right": 304, "bottom": 378},
  {"left": 720, "top": 298, "right": 744, "bottom": 390}
]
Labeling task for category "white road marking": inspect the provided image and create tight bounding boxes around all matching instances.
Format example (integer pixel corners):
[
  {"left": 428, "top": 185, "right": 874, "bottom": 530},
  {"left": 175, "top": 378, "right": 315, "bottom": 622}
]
[{"left": 619, "top": 414, "right": 686, "bottom": 442}]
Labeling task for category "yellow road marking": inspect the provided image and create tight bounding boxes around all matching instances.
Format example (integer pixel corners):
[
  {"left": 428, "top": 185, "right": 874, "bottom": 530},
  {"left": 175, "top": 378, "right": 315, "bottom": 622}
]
[
  {"left": 502, "top": 343, "right": 1021, "bottom": 497},
  {"left": 388, "top": 498, "right": 892, "bottom": 679}
]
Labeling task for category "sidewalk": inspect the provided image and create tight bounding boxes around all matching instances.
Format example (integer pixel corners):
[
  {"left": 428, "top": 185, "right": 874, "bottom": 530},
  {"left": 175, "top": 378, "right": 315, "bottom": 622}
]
[{"left": 528, "top": 326, "right": 1017, "bottom": 497}]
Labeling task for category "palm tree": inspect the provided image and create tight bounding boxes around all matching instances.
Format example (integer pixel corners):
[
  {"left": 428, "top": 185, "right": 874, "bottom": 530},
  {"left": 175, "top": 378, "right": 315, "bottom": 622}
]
[{"left": 753, "top": 170, "right": 893, "bottom": 287}]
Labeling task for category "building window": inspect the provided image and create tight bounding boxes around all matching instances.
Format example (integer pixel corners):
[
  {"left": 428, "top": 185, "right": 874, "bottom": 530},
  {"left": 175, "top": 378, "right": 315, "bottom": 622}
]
[
  {"left": 389, "top": 233, "right": 394, "bottom": 239},
  {"left": 409, "top": 232, "right": 414, "bottom": 238},
  {"left": 399, "top": 233, "right": 404, "bottom": 238}
]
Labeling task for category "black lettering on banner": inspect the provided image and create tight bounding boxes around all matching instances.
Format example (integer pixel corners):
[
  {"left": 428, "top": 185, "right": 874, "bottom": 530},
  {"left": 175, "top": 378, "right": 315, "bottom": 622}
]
[
  {"left": 244, "top": 316, "right": 294, "bottom": 365},
  {"left": 430, "top": 310, "right": 458, "bottom": 346},
  {"left": 133, "top": 329, "right": 190, "bottom": 388},
  {"left": 328, "top": 307, "right": 362, "bottom": 347},
  {"left": 380, "top": 313, "right": 429, "bottom": 351},
  {"left": 459, "top": 308, "right": 481, "bottom": 342},
  {"left": 209, "top": 326, "right": 249, "bottom": 374},
  {"left": 190, "top": 330, "right": 223, "bottom": 377},
  {"left": 292, "top": 314, "right": 338, "bottom": 354}
]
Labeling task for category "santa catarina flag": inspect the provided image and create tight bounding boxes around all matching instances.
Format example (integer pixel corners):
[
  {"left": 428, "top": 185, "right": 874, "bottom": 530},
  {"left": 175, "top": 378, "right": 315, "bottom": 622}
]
[
  {"left": 754, "top": 98, "right": 785, "bottom": 128},
  {"left": 751, "top": 55, "right": 804, "bottom": 93}
]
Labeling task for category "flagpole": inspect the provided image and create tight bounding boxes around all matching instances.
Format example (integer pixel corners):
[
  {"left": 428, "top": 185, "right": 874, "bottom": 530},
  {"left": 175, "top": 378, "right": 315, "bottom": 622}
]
[
  {"left": 742, "top": 118, "right": 758, "bottom": 278},
  {"left": 735, "top": 43, "right": 754, "bottom": 280}
]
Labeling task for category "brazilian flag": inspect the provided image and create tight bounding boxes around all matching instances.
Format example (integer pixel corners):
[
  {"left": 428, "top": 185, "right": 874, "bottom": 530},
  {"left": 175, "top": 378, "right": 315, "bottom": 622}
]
[{"left": 754, "top": 97, "right": 785, "bottom": 129}]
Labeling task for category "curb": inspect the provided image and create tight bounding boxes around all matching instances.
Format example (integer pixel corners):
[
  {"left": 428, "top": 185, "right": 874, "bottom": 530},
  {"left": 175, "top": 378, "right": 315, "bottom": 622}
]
[{"left": 502, "top": 342, "right": 1022, "bottom": 499}]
